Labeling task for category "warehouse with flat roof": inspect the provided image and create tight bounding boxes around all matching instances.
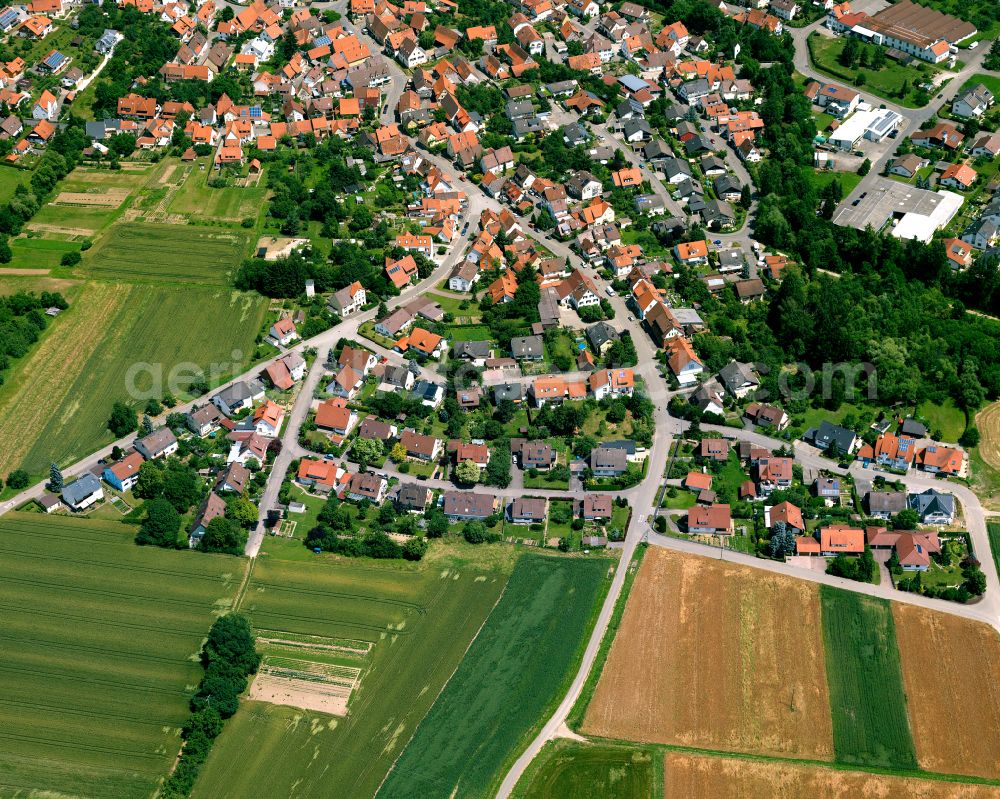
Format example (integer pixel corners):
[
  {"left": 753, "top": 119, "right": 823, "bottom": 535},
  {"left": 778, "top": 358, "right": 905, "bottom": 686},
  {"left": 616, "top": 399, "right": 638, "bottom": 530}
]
[{"left": 833, "top": 178, "right": 963, "bottom": 243}]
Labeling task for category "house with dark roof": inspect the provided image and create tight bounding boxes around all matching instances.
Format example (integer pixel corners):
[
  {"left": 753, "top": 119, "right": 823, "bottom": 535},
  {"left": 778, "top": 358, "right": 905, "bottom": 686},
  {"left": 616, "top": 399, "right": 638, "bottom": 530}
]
[
  {"left": 590, "top": 445, "right": 628, "bottom": 476},
  {"left": 909, "top": 488, "right": 955, "bottom": 524},
  {"left": 395, "top": 483, "right": 431, "bottom": 512},
  {"left": 580, "top": 494, "right": 613, "bottom": 520},
  {"left": 805, "top": 420, "right": 860, "bottom": 455},
  {"left": 511, "top": 334, "right": 544, "bottom": 360}
]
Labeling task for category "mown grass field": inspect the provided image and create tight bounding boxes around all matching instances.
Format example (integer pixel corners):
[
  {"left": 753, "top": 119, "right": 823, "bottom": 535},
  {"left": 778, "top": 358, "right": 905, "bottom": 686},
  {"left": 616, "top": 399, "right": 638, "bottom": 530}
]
[
  {"left": 819, "top": 586, "right": 917, "bottom": 769},
  {"left": 917, "top": 398, "right": 966, "bottom": 442},
  {"left": 84, "top": 223, "right": 250, "bottom": 285},
  {"left": 377, "top": 554, "right": 609, "bottom": 799},
  {"left": 0, "top": 166, "right": 28, "bottom": 203},
  {"left": 168, "top": 161, "right": 269, "bottom": 223},
  {"left": 0, "top": 282, "right": 266, "bottom": 477},
  {"left": 583, "top": 549, "right": 834, "bottom": 760},
  {"left": 191, "top": 540, "right": 510, "bottom": 799},
  {"left": 514, "top": 741, "right": 655, "bottom": 799},
  {"left": 6, "top": 236, "right": 81, "bottom": 270},
  {"left": 663, "top": 752, "right": 1000, "bottom": 799},
  {"left": 0, "top": 512, "right": 239, "bottom": 799}
]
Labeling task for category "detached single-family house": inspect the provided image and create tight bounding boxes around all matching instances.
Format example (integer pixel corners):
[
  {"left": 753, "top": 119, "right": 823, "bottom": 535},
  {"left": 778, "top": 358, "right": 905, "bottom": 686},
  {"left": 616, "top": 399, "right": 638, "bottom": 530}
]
[
  {"left": 186, "top": 403, "right": 224, "bottom": 436},
  {"left": 328, "top": 281, "right": 366, "bottom": 316},
  {"left": 270, "top": 317, "right": 298, "bottom": 345},
  {"left": 442, "top": 490, "right": 498, "bottom": 520},
  {"left": 864, "top": 490, "right": 908, "bottom": 519},
  {"left": 134, "top": 427, "right": 178, "bottom": 460},
  {"left": 508, "top": 496, "right": 547, "bottom": 524},
  {"left": 686, "top": 503, "right": 732, "bottom": 535},
  {"left": 346, "top": 472, "right": 388, "bottom": 504},
  {"left": 62, "top": 473, "right": 104, "bottom": 511},
  {"left": 590, "top": 446, "right": 628, "bottom": 477},
  {"left": 806, "top": 420, "right": 859, "bottom": 456},
  {"left": 581, "top": 494, "right": 613, "bottom": 521},
  {"left": 909, "top": 488, "right": 955, "bottom": 524},
  {"left": 102, "top": 451, "right": 144, "bottom": 492}
]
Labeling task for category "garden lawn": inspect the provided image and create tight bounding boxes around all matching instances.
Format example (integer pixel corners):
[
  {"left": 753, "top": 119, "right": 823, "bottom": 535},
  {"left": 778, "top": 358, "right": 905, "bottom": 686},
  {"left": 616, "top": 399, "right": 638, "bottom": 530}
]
[
  {"left": 0, "top": 512, "right": 239, "bottom": 799},
  {"left": 810, "top": 170, "right": 862, "bottom": 198},
  {"left": 376, "top": 554, "right": 608, "bottom": 799},
  {"left": 807, "top": 34, "right": 939, "bottom": 108},
  {"left": 819, "top": 586, "right": 917, "bottom": 769},
  {"left": 960, "top": 74, "right": 1000, "bottom": 97},
  {"left": 446, "top": 324, "right": 493, "bottom": 342},
  {"left": 916, "top": 398, "right": 966, "bottom": 442},
  {"left": 0, "top": 283, "right": 266, "bottom": 478}
]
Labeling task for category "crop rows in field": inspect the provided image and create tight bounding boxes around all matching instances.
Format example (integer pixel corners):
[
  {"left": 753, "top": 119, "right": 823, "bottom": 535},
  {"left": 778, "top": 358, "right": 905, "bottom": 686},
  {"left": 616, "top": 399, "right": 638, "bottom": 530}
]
[
  {"left": 0, "top": 282, "right": 266, "bottom": 476},
  {"left": 377, "top": 554, "right": 608, "bottom": 799},
  {"left": 0, "top": 513, "right": 238, "bottom": 799},
  {"left": 192, "top": 552, "right": 509, "bottom": 799},
  {"left": 663, "top": 752, "right": 1000, "bottom": 799},
  {"left": 819, "top": 586, "right": 917, "bottom": 770},
  {"left": 85, "top": 223, "right": 248, "bottom": 285},
  {"left": 583, "top": 548, "right": 834, "bottom": 760}
]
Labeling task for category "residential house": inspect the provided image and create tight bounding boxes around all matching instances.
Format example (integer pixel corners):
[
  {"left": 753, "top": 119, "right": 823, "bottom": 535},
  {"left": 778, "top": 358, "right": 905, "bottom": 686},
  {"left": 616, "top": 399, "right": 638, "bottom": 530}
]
[
  {"left": 515, "top": 439, "right": 556, "bottom": 470},
  {"left": 865, "top": 490, "right": 908, "bottom": 519},
  {"left": 134, "top": 427, "right": 178, "bottom": 460},
  {"left": 346, "top": 472, "right": 388, "bottom": 504},
  {"left": 315, "top": 398, "right": 357, "bottom": 436},
  {"left": 951, "top": 83, "right": 993, "bottom": 119},
  {"left": 395, "top": 483, "right": 431, "bottom": 512},
  {"left": 589, "top": 368, "right": 634, "bottom": 400},
  {"left": 915, "top": 444, "right": 964, "bottom": 476},
  {"left": 270, "top": 317, "right": 298, "bottom": 345},
  {"left": 400, "top": 429, "right": 442, "bottom": 461},
  {"left": 768, "top": 500, "right": 804, "bottom": 533},
  {"left": 102, "top": 451, "right": 144, "bottom": 492},
  {"left": 253, "top": 400, "right": 284, "bottom": 436},
  {"left": 186, "top": 403, "right": 224, "bottom": 437},
  {"left": 328, "top": 281, "right": 366, "bottom": 316},
  {"left": 586, "top": 321, "right": 620, "bottom": 355},
  {"left": 806, "top": 420, "right": 859, "bottom": 455},
  {"left": 508, "top": 497, "right": 547, "bottom": 524},
  {"left": 511, "top": 334, "right": 544, "bottom": 360},
  {"left": 215, "top": 462, "right": 250, "bottom": 494},
  {"left": 189, "top": 492, "right": 227, "bottom": 545},
  {"left": 717, "top": 361, "right": 758, "bottom": 398},
  {"left": 61, "top": 473, "right": 104, "bottom": 511},
  {"left": 665, "top": 336, "right": 703, "bottom": 385},
  {"left": 756, "top": 456, "right": 793, "bottom": 494},
  {"left": 442, "top": 490, "right": 497, "bottom": 520},
  {"left": 744, "top": 403, "right": 789, "bottom": 431},
  {"left": 699, "top": 438, "right": 730, "bottom": 462},
  {"left": 686, "top": 503, "right": 732, "bottom": 535},
  {"left": 815, "top": 476, "right": 840, "bottom": 500},
  {"left": 580, "top": 494, "right": 613, "bottom": 521},
  {"left": 590, "top": 445, "right": 628, "bottom": 477},
  {"left": 909, "top": 488, "right": 955, "bottom": 524}
]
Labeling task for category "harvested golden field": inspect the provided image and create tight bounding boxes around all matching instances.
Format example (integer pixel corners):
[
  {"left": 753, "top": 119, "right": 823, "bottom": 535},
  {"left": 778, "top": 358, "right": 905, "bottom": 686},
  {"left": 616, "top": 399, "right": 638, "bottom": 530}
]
[
  {"left": 893, "top": 604, "right": 1000, "bottom": 780},
  {"left": 663, "top": 752, "right": 1000, "bottom": 799},
  {"left": 975, "top": 401, "right": 1000, "bottom": 471},
  {"left": 583, "top": 549, "right": 834, "bottom": 760}
]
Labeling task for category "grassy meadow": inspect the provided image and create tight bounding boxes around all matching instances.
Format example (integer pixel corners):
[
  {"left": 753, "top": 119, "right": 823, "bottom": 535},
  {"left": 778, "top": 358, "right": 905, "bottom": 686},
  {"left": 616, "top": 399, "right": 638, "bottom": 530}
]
[
  {"left": 819, "top": 587, "right": 917, "bottom": 770},
  {"left": 0, "top": 282, "right": 266, "bottom": 477},
  {"left": 0, "top": 512, "right": 239, "bottom": 799},
  {"left": 377, "top": 554, "right": 609, "bottom": 799}
]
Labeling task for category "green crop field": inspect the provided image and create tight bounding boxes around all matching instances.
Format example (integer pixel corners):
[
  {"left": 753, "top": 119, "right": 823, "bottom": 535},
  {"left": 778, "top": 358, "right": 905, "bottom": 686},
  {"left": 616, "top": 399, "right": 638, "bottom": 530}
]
[
  {"left": 0, "top": 512, "right": 239, "bottom": 799},
  {"left": 819, "top": 586, "right": 917, "bottom": 769},
  {"left": 191, "top": 542, "right": 509, "bottom": 799},
  {"left": 84, "top": 223, "right": 250, "bottom": 285},
  {"left": 513, "top": 741, "right": 655, "bottom": 799},
  {"left": 377, "top": 554, "right": 609, "bottom": 799},
  {"left": 0, "top": 282, "right": 266, "bottom": 477}
]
